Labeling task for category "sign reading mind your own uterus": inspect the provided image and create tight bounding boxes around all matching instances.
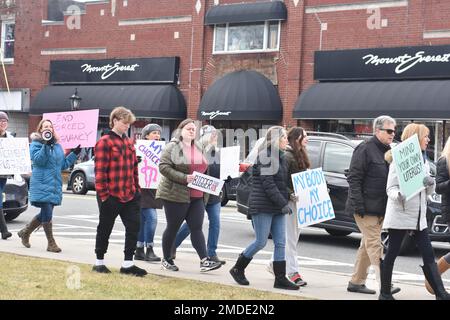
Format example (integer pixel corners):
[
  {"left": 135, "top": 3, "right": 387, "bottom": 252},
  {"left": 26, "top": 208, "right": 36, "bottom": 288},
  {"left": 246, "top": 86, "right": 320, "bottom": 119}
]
[
  {"left": 291, "top": 168, "right": 335, "bottom": 228},
  {"left": 43, "top": 109, "right": 99, "bottom": 149}
]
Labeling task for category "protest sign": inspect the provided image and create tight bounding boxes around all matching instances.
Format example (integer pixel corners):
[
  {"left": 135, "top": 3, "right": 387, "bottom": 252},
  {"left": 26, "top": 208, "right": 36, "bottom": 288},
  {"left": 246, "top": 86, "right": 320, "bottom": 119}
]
[
  {"left": 391, "top": 134, "right": 425, "bottom": 201},
  {"left": 0, "top": 138, "right": 32, "bottom": 175},
  {"left": 291, "top": 168, "right": 335, "bottom": 228},
  {"left": 188, "top": 171, "right": 225, "bottom": 196},
  {"left": 43, "top": 109, "right": 99, "bottom": 149},
  {"left": 220, "top": 146, "right": 240, "bottom": 180},
  {"left": 135, "top": 140, "right": 165, "bottom": 189}
]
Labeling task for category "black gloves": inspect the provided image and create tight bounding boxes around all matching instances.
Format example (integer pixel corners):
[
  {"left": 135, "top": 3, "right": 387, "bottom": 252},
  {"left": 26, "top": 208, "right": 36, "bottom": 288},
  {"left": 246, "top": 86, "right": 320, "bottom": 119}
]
[
  {"left": 137, "top": 156, "right": 142, "bottom": 164},
  {"left": 71, "top": 144, "right": 82, "bottom": 155},
  {"left": 281, "top": 204, "right": 293, "bottom": 215}
]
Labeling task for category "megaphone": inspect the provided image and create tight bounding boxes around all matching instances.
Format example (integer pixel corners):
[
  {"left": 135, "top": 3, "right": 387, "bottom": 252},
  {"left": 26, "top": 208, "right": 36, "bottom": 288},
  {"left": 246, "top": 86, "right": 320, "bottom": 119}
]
[{"left": 42, "top": 130, "right": 53, "bottom": 141}]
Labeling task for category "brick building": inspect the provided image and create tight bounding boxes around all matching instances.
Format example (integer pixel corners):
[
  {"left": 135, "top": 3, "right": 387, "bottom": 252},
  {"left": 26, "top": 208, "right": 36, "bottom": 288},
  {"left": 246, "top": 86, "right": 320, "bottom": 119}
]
[{"left": 1, "top": 0, "right": 450, "bottom": 158}]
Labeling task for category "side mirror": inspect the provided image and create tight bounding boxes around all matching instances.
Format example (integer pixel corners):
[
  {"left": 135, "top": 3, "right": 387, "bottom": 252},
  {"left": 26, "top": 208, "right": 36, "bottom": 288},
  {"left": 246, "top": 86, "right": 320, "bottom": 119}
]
[{"left": 344, "top": 169, "right": 350, "bottom": 177}]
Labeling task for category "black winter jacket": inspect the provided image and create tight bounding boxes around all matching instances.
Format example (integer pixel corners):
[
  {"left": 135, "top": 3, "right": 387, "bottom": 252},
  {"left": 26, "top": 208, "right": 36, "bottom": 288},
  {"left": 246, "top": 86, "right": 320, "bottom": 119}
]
[
  {"left": 435, "top": 157, "right": 450, "bottom": 224},
  {"left": 248, "top": 148, "right": 289, "bottom": 216},
  {"left": 345, "top": 136, "right": 391, "bottom": 217}
]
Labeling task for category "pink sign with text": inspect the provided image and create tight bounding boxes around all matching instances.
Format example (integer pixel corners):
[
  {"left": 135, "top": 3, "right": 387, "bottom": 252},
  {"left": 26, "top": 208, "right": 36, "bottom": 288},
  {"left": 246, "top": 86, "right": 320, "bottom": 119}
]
[{"left": 43, "top": 109, "right": 99, "bottom": 149}]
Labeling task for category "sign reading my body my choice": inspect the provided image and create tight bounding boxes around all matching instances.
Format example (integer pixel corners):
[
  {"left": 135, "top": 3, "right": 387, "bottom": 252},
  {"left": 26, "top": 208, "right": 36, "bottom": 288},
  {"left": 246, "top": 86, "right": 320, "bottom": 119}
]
[
  {"left": 391, "top": 134, "right": 426, "bottom": 201},
  {"left": 291, "top": 168, "right": 335, "bottom": 228}
]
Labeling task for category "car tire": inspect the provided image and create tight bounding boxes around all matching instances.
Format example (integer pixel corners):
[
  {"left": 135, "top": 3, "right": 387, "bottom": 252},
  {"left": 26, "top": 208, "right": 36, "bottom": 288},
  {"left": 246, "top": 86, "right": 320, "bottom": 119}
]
[
  {"left": 220, "top": 190, "right": 229, "bottom": 207},
  {"left": 381, "top": 231, "right": 416, "bottom": 256},
  {"left": 325, "top": 228, "right": 352, "bottom": 237},
  {"left": 71, "top": 172, "right": 88, "bottom": 195}
]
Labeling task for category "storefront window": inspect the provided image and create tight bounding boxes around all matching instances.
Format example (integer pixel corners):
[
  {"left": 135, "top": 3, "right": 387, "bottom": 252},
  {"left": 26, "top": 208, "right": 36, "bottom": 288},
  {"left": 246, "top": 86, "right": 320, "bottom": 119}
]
[{"left": 213, "top": 21, "right": 280, "bottom": 54}]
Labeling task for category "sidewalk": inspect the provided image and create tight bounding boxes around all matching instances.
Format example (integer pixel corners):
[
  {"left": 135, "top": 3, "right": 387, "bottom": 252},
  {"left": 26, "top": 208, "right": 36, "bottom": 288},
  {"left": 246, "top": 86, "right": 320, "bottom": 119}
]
[{"left": 0, "top": 233, "right": 436, "bottom": 300}]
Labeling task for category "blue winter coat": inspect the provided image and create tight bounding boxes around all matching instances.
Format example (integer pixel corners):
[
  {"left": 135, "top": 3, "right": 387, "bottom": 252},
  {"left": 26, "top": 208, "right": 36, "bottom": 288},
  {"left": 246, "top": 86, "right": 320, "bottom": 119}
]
[{"left": 29, "top": 133, "right": 77, "bottom": 206}]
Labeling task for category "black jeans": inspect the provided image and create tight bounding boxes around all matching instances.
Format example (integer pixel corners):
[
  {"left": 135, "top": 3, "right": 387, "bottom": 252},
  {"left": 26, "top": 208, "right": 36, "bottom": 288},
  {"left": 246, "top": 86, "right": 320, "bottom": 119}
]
[
  {"left": 95, "top": 195, "right": 140, "bottom": 261},
  {"left": 384, "top": 229, "right": 435, "bottom": 268},
  {"left": 162, "top": 198, "right": 207, "bottom": 260}
]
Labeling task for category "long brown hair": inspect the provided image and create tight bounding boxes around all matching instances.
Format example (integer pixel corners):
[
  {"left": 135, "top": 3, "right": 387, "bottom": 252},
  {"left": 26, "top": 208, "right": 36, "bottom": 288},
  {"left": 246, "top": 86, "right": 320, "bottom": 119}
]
[
  {"left": 36, "top": 119, "right": 53, "bottom": 133},
  {"left": 287, "top": 127, "right": 310, "bottom": 170}
]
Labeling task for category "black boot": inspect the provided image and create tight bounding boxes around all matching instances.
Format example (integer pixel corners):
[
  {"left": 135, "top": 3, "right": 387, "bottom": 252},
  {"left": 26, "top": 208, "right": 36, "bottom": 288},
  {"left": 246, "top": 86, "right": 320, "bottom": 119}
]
[
  {"left": 273, "top": 261, "right": 299, "bottom": 290},
  {"left": 379, "top": 259, "right": 395, "bottom": 300},
  {"left": 0, "top": 209, "right": 12, "bottom": 240},
  {"left": 421, "top": 262, "right": 450, "bottom": 300},
  {"left": 134, "top": 247, "right": 145, "bottom": 261},
  {"left": 229, "top": 253, "right": 252, "bottom": 285},
  {"left": 145, "top": 246, "right": 161, "bottom": 262}
]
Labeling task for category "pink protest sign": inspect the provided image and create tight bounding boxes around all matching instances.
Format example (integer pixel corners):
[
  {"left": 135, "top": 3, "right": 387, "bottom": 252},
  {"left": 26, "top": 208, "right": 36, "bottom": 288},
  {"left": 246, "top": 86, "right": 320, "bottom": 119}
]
[{"left": 43, "top": 109, "right": 99, "bottom": 149}]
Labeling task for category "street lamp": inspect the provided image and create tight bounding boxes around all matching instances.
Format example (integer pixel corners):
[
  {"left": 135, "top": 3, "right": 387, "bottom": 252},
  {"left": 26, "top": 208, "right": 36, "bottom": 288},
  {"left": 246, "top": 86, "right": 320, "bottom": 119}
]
[{"left": 69, "top": 88, "right": 82, "bottom": 111}]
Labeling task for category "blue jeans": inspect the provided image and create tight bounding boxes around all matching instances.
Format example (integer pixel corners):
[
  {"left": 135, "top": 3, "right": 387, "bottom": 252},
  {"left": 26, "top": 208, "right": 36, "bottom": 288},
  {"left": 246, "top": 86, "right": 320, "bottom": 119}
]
[
  {"left": 243, "top": 213, "right": 286, "bottom": 261},
  {"left": 175, "top": 202, "right": 221, "bottom": 257},
  {"left": 0, "top": 178, "right": 6, "bottom": 209},
  {"left": 137, "top": 208, "right": 158, "bottom": 247},
  {"left": 37, "top": 202, "right": 54, "bottom": 223}
]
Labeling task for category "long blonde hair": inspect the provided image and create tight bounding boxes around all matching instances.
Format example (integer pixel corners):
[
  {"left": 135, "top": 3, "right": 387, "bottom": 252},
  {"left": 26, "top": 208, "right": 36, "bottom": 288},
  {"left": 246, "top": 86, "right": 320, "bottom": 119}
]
[
  {"left": 401, "top": 123, "right": 429, "bottom": 142},
  {"left": 440, "top": 136, "right": 450, "bottom": 176}
]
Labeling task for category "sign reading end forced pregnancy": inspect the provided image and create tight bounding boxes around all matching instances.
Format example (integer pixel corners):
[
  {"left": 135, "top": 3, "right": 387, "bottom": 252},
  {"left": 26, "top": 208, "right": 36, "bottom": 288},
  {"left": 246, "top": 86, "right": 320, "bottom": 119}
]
[
  {"left": 291, "top": 168, "right": 335, "bottom": 228},
  {"left": 43, "top": 109, "right": 99, "bottom": 149},
  {"left": 391, "top": 134, "right": 426, "bottom": 201}
]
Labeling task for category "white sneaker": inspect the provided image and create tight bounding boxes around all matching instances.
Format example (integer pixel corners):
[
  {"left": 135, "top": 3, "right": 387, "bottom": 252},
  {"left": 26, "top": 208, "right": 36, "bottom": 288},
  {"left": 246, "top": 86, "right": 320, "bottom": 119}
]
[
  {"left": 161, "top": 258, "right": 179, "bottom": 271},
  {"left": 200, "top": 258, "right": 222, "bottom": 272}
]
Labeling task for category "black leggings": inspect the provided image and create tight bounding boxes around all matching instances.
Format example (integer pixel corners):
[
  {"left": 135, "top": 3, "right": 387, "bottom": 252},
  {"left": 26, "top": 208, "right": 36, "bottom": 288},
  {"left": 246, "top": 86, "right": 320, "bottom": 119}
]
[
  {"left": 162, "top": 198, "right": 207, "bottom": 260},
  {"left": 384, "top": 229, "right": 435, "bottom": 268}
]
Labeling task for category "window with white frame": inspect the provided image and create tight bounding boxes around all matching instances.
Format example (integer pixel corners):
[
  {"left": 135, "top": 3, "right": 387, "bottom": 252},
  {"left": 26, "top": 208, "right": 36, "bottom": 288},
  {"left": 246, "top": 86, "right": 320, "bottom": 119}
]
[
  {"left": 213, "top": 21, "right": 280, "bottom": 54},
  {"left": 1, "top": 20, "right": 14, "bottom": 62}
]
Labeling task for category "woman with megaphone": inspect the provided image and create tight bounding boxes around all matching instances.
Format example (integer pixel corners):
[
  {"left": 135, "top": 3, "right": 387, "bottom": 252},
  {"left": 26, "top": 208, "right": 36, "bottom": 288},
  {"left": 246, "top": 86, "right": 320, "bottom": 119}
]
[{"left": 18, "top": 119, "right": 81, "bottom": 252}]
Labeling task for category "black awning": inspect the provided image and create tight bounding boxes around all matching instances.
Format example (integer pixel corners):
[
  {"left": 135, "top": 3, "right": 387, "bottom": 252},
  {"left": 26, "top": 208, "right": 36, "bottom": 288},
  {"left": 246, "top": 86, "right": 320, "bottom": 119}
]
[
  {"left": 198, "top": 70, "right": 282, "bottom": 121},
  {"left": 293, "top": 80, "right": 450, "bottom": 119},
  {"left": 204, "top": 1, "right": 287, "bottom": 25},
  {"left": 30, "top": 85, "right": 186, "bottom": 119}
]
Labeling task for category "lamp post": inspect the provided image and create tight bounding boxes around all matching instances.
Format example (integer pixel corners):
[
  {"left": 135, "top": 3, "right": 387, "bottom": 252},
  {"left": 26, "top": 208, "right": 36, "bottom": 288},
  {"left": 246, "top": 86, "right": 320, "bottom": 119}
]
[{"left": 69, "top": 88, "right": 82, "bottom": 111}]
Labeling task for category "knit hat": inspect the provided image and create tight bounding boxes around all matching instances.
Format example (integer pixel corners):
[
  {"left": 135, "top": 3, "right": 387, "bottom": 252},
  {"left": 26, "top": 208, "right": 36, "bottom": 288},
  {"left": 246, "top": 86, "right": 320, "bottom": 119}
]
[
  {"left": 0, "top": 111, "right": 8, "bottom": 121},
  {"left": 200, "top": 125, "right": 216, "bottom": 137},
  {"left": 141, "top": 123, "right": 162, "bottom": 138}
]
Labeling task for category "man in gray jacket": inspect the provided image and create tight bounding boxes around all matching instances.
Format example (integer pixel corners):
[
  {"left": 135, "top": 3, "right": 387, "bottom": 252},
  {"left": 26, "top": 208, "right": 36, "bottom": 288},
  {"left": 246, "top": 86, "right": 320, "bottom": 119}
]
[{"left": 345, "top": 115, "right": 400, "bottom": 295}]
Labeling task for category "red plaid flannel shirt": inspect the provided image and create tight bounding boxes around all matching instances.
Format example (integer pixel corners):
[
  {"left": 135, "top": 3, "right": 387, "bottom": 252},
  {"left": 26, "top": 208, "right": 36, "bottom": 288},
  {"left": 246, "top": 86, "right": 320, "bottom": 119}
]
[{"left": 94, "top": 131, "right": 140, "bottom": 202}]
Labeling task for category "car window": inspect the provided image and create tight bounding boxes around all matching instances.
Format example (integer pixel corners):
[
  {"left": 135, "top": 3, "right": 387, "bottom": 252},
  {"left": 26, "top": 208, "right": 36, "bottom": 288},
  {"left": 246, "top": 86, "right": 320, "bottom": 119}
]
[
  {"left": 323, "top": 142, "right": 354, "bottom": 174},
  {"left": 307, "top": 141, "right": 321, "bottom": 169}
]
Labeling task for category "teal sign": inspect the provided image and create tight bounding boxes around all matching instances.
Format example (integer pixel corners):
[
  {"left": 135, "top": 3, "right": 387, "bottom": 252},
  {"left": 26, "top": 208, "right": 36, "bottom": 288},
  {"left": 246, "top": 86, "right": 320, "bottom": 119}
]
[{"left": 391, "top": 134, "right": 425, "bottom": 200}]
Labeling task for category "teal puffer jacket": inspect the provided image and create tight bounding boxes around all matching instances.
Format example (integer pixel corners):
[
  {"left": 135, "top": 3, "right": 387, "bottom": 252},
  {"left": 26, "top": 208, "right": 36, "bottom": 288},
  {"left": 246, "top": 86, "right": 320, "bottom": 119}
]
[{"left": 29, "top": 133, "right": 77, "bottom": 206}]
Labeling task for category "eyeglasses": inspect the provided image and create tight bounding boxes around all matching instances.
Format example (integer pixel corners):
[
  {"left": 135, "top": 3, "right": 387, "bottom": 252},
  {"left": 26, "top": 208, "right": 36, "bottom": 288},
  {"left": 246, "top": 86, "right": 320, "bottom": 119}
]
[
  {"left": 0, "top": 119, "right": 7, "bottom": 124},
  {"left": 380, "top": 128, "right": 395, "bottom": 135}
]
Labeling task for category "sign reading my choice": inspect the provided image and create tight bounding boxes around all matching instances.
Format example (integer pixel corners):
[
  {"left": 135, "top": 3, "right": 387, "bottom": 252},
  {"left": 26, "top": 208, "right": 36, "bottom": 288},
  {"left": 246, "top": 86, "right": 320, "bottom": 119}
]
[{"left": 291, "top": 168, "right": 335, "bottom": 228}]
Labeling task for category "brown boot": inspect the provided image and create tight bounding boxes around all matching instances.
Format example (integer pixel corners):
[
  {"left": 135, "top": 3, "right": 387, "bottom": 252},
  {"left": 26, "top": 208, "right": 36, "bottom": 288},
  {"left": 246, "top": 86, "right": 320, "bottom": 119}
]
[
  {"left": 42, "top": 222, "right": 61, "bottom": 253},
  {"left": 17, "top": 216, "right": 41, "bottom": 248},
  {"left": 426, "top": 256, "right": 450, "bottom": 294}
]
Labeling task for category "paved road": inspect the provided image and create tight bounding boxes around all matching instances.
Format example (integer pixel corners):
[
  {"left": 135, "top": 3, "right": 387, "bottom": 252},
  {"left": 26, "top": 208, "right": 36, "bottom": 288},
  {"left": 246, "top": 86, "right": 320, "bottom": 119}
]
[{"left": 7, "top": 192, "right": 450, "bottom": 287}]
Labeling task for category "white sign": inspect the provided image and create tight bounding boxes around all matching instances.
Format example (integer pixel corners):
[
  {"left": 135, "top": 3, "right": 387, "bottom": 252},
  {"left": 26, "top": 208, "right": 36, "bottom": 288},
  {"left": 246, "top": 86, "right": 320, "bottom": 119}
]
[
  {"left": 291, "top": 168, "right": 335, "bottom": 228},
  {"left": 201, "top": 111, "right": 232, "bottom": 119},
  {"left": 0, "top": 138, "right": 32, "bottom": 175},
  {"left": 362, "top": 51, "right": 450, "bottom": 74},
  {"left": 81, "top": 62, "right": 140, "bottom": 80},
  {"left": 135, "top": 140, "right": 165, "bottom": 189},
  {"left": 220, "top": 146, "right": 240, "bottom": 180},
  {"left": 188, "top": 171, "right": 224, "bottom": 196}
]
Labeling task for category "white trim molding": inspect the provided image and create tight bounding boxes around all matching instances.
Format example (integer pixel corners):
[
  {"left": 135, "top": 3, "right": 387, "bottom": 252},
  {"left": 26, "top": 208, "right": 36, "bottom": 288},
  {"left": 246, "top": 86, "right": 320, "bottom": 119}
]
[
  {"left": 41, "top": 48, "right": 107, "bottom": 55},
  {"left": 424, "top": 30, "right": 450, "bottom": 39},
  {"left": 118, "top": 15, "right": 192, "bottom": 26},
  {"left": 305, "top": 0, "right": 408, "bottom": 14}
]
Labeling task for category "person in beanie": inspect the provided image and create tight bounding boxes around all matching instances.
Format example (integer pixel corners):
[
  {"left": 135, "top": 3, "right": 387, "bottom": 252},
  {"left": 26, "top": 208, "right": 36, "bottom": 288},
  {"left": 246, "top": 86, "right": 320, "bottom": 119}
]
[
  {"left": 92, "top": 107, "right": 147, "bottom": 277},
  {"left": 18, "top": 119, "right": 80, "bottom": 252},
  {"left": 0, "top": 111, "right": 12, "bottom": 239},
  {"left": 229, "top": 126, "right": 299, "bottom": 290},
  {"left": 134, "top": 123, "right": 163, "bottom": 262}
]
